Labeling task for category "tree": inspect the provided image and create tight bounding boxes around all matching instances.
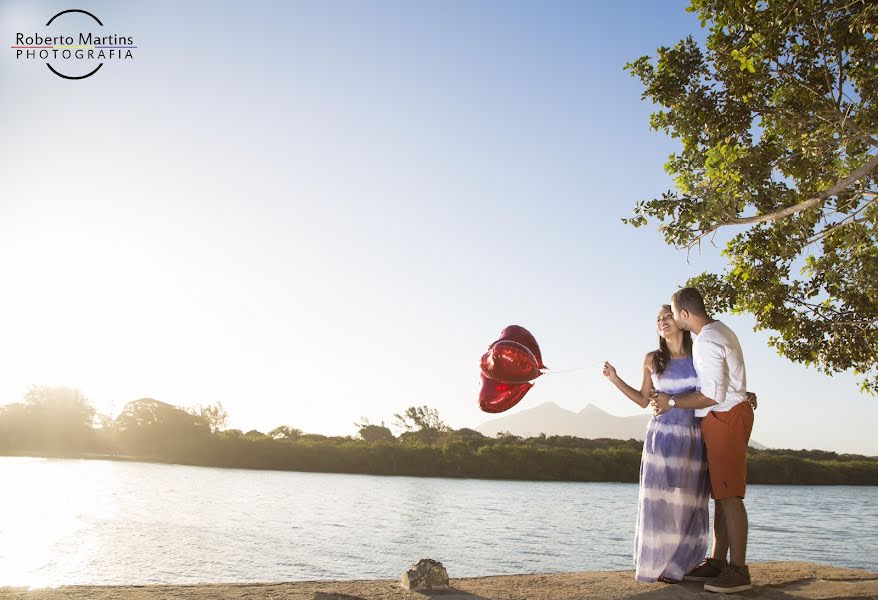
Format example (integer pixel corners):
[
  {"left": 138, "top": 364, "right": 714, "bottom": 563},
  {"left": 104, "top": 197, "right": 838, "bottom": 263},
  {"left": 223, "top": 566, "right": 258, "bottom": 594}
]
[
  {"left": 217, "top": 428, "right": 244, "bottom": 440},
  {"left": 449, "top": 427, "right": 490, "bottom": 450},
  {"left": 0, "top": 403, "right": 30, "bottom": 450},
  {"left": 495, "top": 431, "right": 523, "bottom": 446},
  {"left": 269, "top": 425, "right": 303, "bottom": 440},
  {"left": 115, "top": 398, "right": 210, "bottom": 454},
  {"left": 393, "top": 406, "right": 448, "bottom": 433},
  {"left": 394, "top": 406, "right": 449, "bottom": 445},
  {"left": 21, "top": 385, "right": 97, "bottom": 450},
  {"left": 189, "top": 402, "right": 229, "bottom": 433},
  {"left": 354, "top": 418, "right": 396, "bottom": 443},
  {"left": 625, "top": 0, "right": 878, "bottom": 393},
  {"left": 23, "top": 385, "right": 96, "bottom": 425}
]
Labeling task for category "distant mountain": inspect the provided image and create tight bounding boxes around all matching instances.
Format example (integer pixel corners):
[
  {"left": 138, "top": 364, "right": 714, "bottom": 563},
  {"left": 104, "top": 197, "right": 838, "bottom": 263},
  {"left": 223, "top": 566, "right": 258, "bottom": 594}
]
[{"left": 476, "top": 402, "right": 767, "bottom": 449}]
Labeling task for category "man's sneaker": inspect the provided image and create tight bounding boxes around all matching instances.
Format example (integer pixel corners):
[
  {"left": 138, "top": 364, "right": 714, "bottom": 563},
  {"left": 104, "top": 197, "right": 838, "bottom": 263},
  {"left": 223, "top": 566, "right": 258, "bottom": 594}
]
[
  {"left": 704, "top": 563, "right": 752, "bottom": 593},
  {"left": 683, "top": 558, "right": 726, "bottom": 582}
]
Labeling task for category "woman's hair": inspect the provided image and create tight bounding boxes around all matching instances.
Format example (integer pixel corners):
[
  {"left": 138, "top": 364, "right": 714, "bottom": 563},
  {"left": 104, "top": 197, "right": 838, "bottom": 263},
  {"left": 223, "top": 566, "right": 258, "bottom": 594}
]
[{"left": 652, "top": 304, "right": 693, "bottom": 375}]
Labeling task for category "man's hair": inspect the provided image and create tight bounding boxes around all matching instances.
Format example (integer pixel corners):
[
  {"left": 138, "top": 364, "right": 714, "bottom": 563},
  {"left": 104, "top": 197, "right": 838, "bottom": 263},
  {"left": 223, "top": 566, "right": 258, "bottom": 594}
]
[{"left": 672, "top": 287, "right": 708, "bottom": 317}]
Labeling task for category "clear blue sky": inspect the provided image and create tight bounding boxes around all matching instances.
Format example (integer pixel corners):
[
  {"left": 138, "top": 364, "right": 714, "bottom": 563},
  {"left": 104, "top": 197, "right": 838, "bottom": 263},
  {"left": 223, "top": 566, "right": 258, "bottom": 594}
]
[{"left": 1, "top": 0, "right": 875, "bottom": 454}]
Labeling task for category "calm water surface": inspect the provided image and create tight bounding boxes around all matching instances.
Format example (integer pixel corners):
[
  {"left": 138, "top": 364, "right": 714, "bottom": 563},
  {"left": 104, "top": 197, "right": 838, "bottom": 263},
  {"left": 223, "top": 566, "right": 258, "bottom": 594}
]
[{"left": 1, "top": 457, "right": 875, "bottom": 587}]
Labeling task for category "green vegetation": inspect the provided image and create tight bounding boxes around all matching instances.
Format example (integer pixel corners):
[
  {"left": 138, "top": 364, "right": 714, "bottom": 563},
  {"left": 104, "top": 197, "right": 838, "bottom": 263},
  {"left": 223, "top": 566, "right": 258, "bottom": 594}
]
[
  {"left": 626, "top": 0, "right": 878, "bottom": 393},
  {"left": 1, "top": 388, "right": 876, "bottom": 484}
]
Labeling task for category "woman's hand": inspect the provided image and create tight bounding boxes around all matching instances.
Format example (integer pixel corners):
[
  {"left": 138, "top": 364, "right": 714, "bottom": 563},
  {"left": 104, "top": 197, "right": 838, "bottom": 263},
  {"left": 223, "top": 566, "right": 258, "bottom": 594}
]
[{"left": 602, "top": 361, "right": 617, "bottom": 380}]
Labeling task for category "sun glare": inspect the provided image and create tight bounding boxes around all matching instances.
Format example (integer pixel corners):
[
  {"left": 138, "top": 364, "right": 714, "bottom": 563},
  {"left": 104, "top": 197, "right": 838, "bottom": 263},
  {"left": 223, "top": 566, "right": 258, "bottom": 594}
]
[{"left": 0, "top": 458, "right": 108, "bottom": 588}]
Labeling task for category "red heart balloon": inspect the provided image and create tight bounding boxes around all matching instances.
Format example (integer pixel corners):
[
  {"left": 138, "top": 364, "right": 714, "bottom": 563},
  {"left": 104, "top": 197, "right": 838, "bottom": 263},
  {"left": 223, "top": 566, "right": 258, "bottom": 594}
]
[
  {"left": 480, "top": 340, "right": 542, "bottom": 383},
  {"left": 479, "top": 374, "right": 533, "bottom": 413},
  {"left": 493, "top": 325, "right": 546, "bottom": 369}
]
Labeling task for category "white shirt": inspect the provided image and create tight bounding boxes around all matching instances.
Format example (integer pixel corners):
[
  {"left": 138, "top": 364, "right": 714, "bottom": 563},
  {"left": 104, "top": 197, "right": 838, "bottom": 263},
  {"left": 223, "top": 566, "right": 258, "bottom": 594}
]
[{"left": 692, "top": 320, "right": 747, "bottom": 417}]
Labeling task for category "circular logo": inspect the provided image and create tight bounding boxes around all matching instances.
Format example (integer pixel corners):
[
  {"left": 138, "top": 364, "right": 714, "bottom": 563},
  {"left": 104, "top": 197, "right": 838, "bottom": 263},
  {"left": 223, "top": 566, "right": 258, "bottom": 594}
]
[{"left": 12, "top": 9, "right": 136, "bottom": 80}]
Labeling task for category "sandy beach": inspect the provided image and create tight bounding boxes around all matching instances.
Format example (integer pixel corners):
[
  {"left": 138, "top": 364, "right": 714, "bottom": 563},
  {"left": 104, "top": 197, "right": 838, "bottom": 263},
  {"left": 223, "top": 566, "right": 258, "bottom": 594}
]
[{"left": 2, "top": 562, "right": 876, "bottom": 600}]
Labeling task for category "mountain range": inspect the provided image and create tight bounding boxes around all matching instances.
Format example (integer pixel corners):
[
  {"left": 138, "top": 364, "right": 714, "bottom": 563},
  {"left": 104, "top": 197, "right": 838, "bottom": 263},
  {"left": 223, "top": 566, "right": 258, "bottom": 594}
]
[{"left": 476, "top": 402, "right": 767, "bottom": 449}]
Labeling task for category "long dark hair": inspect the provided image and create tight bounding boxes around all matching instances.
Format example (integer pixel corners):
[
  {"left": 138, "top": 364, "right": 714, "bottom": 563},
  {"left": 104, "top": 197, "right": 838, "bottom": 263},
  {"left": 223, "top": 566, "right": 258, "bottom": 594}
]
[{"left": 652, "top": 304, "right": 693, "bottom": 376}]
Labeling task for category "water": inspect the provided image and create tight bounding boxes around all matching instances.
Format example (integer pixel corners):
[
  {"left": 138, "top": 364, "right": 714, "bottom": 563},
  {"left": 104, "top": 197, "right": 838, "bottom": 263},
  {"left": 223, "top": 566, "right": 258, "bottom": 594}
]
[{"left": 0, "top": 457, "right": 875, "bottom": 587}]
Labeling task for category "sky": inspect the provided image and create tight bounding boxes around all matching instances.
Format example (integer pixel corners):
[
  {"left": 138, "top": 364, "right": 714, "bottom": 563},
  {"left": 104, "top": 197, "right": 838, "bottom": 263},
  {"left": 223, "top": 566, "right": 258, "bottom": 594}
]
[{"left": 1, "top": 0, "right": 875, "bottom": 455}]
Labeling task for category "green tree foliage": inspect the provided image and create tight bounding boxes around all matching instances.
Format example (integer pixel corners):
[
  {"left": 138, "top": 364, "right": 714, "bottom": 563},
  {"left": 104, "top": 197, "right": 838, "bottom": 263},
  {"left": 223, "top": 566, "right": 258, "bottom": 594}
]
[
  {"left": 394, "top": 405, "right": 449, "bottom": 445},
  {"left": 447, "top": 427, "right": 490, "bottom": 451},
  {"left": 269, "top": 425, "right": 303, "bottom": 440},
  {"left": 0, "top": 402, "right": 30, "bottom": 450},
  {"left": 625, "top": 0, "right": 878, "bottom": 393},
  {"left": 1, "top": 386, "right": 99, "bottom": 451},
  {"left": 115, "top": 398, "right": 210, "bottom": 455},
  {"left": 393, "top": 406, "right": 448, "bottom": 432},
  {"left": 189, "top": 402, "right": 229, "bottom": 433},
  {"left": 3, "top": 395, "right": 877, "bottom": 484},
  {"left": 355, "top": 418, "right": 396, "bottom": 443}
]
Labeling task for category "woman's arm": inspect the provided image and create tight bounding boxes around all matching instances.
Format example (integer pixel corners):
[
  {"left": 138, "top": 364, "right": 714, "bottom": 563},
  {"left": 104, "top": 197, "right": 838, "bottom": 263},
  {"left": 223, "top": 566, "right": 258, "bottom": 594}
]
[{"left": 602, "top": 354, "right": 652, "bottom": 409}]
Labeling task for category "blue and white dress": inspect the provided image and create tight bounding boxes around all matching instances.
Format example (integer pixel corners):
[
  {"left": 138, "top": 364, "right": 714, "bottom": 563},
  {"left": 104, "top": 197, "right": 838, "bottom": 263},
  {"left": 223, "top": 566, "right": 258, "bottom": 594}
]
[{"left": 634, "top": 357, "right": 710, "bottom": 582}]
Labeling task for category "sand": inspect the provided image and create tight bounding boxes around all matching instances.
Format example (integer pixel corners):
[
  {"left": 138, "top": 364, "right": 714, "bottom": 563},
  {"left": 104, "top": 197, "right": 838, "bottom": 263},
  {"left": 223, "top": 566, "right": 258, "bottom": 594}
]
[{"left": 1, "top": 562, "right": 876, "bottom": 600}]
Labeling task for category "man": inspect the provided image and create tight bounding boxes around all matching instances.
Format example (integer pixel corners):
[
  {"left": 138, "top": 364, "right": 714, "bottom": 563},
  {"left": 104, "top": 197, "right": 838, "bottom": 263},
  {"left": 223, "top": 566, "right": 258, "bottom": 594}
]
[{"left": 651, "top": 287, "right": 755, "bottom": 594}]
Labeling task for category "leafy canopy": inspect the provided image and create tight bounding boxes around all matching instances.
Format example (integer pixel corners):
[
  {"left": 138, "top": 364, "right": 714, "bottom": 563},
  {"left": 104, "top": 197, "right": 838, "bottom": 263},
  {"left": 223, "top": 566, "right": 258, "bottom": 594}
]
[
  {"left": 393, "top": 405, "right": 449, "bottom": 433},
  {"left": 625, "top": 0, "right": 878, "bottom": 393}
]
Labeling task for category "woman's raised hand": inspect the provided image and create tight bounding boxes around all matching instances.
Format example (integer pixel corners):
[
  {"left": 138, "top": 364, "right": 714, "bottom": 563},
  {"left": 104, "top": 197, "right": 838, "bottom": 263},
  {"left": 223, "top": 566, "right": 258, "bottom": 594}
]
[{"left": 602, "top": 361, "right": 617, "bottom": 379}]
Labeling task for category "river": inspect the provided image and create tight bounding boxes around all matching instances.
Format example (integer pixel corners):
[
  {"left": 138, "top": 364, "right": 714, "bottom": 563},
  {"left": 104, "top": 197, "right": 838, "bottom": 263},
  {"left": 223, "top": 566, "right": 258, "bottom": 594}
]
[{"left": 1, "top": 456, "right": 875, "bottom": 587}]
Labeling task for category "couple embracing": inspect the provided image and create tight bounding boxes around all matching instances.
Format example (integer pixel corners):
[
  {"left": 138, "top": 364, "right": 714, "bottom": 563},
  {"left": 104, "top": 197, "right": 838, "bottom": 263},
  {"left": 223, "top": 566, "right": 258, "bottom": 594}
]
[{"left": 603, "top": 287, "right": 756, "bottom": 594}]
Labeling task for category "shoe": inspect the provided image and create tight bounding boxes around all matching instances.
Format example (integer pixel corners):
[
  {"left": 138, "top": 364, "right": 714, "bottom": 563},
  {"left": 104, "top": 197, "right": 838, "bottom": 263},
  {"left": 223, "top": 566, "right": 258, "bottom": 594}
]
[
  {"left": 683, "top": 557, "right": 726, "bottom": 582},
  {"left": 704, "top": 563, "right": 752, "bottom": 593}
]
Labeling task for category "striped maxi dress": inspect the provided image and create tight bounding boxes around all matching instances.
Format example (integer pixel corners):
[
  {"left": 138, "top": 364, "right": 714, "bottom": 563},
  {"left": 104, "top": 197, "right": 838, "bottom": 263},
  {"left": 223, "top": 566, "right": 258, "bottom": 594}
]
[{"left": 633, "top": 357, "right": 710, "bottom": 582}]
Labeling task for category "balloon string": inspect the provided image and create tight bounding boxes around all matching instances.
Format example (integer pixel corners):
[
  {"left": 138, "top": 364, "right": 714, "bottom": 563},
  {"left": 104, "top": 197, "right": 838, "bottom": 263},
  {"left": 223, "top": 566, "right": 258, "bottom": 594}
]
[{"left": 541, "top": 367, "right": 588, "bottom": 375}]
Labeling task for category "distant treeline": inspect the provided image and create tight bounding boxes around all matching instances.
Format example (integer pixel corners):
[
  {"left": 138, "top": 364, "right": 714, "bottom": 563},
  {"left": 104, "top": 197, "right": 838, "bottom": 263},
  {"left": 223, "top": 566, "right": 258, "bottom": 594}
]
[{"left": 1, "top": 387, "right": 876, "bottom": 485}]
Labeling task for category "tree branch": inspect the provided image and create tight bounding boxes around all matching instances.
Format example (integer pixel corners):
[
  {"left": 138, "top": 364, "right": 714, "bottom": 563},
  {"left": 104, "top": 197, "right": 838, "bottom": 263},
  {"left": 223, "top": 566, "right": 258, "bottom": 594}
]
[
  {"left": 680, "top": 154, "right": 878, "bottom": 250},
  {"left": 805, "top": 215, "right": 872, "bottom": 246},
  {"left": 791, "top": 299, "right": 878, "bottom": 332},
  {"left": 708, "top": 152, "right": 878, "bottom": 229}
]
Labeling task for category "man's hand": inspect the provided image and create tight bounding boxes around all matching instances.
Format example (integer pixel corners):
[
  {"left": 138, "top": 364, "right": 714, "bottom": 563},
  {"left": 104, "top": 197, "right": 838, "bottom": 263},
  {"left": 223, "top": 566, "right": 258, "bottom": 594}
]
[
  {"left": 746, "top": 391, "right": 758, "bottom": 410},
  {"left": 650, "top": 391, "right": 672, "bottom": 417}
]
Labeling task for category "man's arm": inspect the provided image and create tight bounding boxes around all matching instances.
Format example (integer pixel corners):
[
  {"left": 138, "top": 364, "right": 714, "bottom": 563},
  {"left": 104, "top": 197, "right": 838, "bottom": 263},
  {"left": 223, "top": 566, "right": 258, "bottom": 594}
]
[
  {"left": 653, "top": 389, "right": 758, "bottom": 415},
  {"left": 652, "top": 390, "right": 717, "bottom": 415},
  {"left": 653, "top": 340, "right": 726, "bottom": 415}
]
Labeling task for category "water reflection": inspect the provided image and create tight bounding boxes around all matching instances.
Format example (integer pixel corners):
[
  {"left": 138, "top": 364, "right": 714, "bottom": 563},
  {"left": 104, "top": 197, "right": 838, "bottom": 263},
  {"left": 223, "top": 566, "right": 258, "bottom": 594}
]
[{"left": 0, "top": 457, "right": 875, "bottom": 587}]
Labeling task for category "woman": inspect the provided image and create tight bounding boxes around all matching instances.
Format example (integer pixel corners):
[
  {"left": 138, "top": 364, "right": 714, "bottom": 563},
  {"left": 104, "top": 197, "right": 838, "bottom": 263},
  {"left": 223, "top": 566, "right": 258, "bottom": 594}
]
[{"left": 602, "top": 305, "right": 709, "bottom": 584}]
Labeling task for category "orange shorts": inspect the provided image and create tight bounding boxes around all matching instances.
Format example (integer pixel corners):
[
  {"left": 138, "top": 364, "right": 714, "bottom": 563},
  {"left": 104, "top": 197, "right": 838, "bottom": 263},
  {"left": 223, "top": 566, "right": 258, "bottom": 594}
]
[{"left": 700, "top": 402, "right": 754, "bottom": 500}]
